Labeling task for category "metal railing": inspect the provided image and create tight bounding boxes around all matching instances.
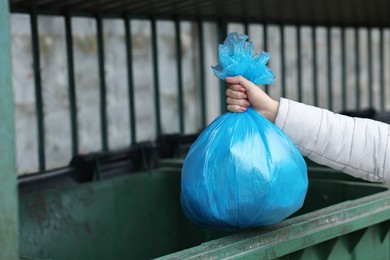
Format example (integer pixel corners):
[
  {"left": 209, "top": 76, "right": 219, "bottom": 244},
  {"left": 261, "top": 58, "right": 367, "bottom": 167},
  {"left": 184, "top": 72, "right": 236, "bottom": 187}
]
[{"left": 10, "top": 10, "right": 390, "bottom": 173}]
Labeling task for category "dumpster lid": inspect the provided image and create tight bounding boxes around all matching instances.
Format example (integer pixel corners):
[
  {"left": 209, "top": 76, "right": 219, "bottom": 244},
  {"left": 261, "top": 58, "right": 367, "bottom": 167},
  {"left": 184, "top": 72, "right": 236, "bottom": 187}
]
[{"left": 10, "top": 0, "right": 390, "bottom": 27}]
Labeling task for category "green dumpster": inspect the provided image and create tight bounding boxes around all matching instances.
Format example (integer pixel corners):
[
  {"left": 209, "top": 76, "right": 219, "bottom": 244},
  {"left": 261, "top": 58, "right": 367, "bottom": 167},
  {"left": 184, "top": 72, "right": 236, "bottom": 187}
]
[{"left": 19, "top": 165, "right": 390, "bottom": 259}]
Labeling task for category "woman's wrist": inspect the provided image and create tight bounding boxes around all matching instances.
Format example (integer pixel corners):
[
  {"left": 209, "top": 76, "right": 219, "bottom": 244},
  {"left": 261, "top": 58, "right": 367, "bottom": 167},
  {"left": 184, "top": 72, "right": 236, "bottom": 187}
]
[{"left": 258, "top": 99, "right": 279, "bottom": 123}]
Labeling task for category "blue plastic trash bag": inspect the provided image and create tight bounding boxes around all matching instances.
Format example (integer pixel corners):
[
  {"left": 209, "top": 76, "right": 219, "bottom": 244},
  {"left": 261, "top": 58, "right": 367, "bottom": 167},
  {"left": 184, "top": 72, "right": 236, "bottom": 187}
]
[
  {"left": 181, "top": 32, "right": 308, "bottom": 230},
  {"left": 212, "top": 32, "right": 275, "bottom": 84}
]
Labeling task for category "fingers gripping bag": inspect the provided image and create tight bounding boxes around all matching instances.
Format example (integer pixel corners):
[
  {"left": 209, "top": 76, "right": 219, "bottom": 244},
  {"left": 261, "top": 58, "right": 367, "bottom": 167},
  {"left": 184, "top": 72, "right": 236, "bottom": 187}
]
[{"left": 181, "top": 32, "right": 308, "bottom": 230}]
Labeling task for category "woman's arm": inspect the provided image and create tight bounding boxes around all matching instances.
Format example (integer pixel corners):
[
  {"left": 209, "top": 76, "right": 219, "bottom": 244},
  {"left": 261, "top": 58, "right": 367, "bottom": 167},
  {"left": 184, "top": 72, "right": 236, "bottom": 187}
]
[
  {"left": 225, "top": 76, "right": 390, "bottom": 182},
  {"left": 275, "top": 98, "right": 390, "bottom": 182}
]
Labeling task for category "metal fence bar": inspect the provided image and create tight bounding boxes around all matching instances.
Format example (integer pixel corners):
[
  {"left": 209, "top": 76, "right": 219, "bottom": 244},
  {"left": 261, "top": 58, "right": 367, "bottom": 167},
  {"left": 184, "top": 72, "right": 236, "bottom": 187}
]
[
  {"left": 280, "top": 25, "right": 286, "bottom": 97},
  {"left": 218, "top": 19, "right": 227, "bottom": 114},
  {"left": 327, "top": 27, "right": 333, "bottom": 110},
  {"left": 151, "top": 18, "right": 162, "bottom": 136},
  {"left": 263, "top": 24, "right": 269, "bottom": 94},
  {"left": 341, "top": 27, "right": 347, "bottom": 111},
  {"left": 124, "top": 16, "right": 136, "bottom": 143},
  {"left": 244, "top": 21, "right": 249, "bottom": 35},
  {"left": 368, "top": 28, "right": 373, "bottom": 108},
  {"left": 65, "top": 13, "right": 79, "bottom": 155},
  {"left": 379, "top": 28, "right": 385, "bottom": 111},
  {"left": 297, "top": 26, "right": 302, "bottom": 102},
  {"left": 0, "top": 0, "right": 18, "bottom": 257},
  {"left": 354, "top": 28, "right": 361, "bottom": 110},
  {"left": 312, "top": 26, "right": 318, "bottom": 106},
  {"left": 96, "top": 14, "right": 108, "bottom": 150},
  {"left": 30, "top": 11, "right": 46, "bottom": 170},
  {"left": 262, "top": 24, "right": 268, "bottom": 52},
  {"left": 175, "top": 18, "right": 184, "bottom": 134},
  {"left": 197, "top": 19, "right": 206, "bottom": 128}
]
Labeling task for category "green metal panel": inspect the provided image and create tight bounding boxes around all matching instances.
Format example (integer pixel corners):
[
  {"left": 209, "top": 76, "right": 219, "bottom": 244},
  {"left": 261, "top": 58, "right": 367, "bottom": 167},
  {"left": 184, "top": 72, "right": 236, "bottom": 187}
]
[
  {"left": 159, "top": 184, "right": 390, "bottom": 259},
  {"left": 0, "top": 0, "right": 19, "bottom": 258},
  {"left": 19, "top": 168, "right": 228, "bottom": 259},
  {"left": 19, "top": 167, "right": 390, "bottom": 260}
]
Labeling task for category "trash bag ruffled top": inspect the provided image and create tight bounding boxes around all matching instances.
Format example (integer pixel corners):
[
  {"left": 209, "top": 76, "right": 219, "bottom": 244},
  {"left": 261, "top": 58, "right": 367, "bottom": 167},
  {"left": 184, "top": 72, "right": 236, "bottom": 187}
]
[
  {"left": 181, "top": 32, "right": 308, "bottom": 230},
  {"left": 212, "top": 32, "right": 275, "bottom": 85}
]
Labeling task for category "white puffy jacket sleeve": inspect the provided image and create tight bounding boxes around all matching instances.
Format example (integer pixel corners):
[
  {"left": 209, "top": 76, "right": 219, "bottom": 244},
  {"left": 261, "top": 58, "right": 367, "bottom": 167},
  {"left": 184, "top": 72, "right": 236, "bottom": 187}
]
[{"left": 275, "top": 98, "right": 390, "bottom": 183}]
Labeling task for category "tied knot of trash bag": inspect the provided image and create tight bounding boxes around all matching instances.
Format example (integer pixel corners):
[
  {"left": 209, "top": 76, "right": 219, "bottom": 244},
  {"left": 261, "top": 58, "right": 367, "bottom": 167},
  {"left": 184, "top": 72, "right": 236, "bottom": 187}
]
[{"left": 212, "top": 32, "right": 276, "bottom": 85}]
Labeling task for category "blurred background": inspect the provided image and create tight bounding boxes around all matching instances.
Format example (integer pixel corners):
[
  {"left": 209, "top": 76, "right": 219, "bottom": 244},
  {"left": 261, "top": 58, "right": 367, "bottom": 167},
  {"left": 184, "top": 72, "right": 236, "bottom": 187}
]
[{"left": 11, "top": 15, "right": 390, "bottom": 174}]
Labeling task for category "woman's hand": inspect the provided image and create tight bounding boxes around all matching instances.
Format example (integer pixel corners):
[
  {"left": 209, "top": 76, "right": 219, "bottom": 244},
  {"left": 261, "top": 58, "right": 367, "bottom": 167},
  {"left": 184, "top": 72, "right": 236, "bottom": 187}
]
[{"left": 225, "top": 76, "right": 279, "bottom": 122}]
